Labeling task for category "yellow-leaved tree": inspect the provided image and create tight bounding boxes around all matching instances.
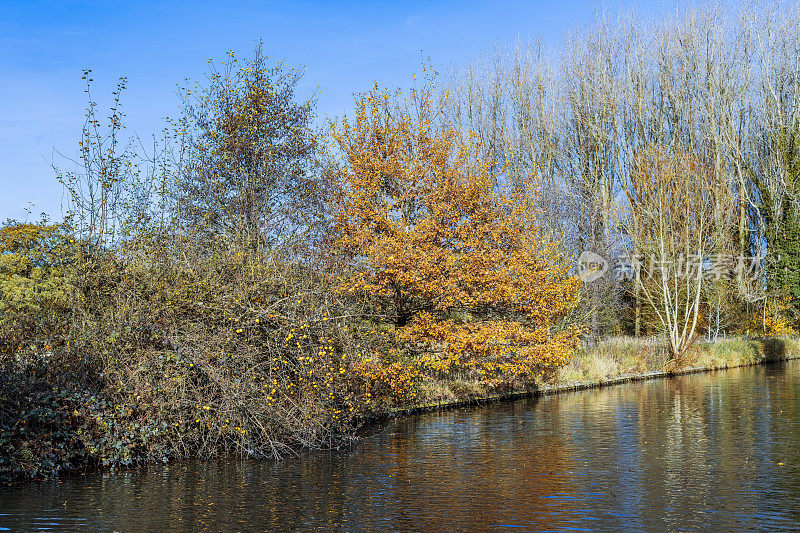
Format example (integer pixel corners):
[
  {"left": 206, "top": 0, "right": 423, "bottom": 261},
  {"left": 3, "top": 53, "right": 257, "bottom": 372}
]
[{"left": 327, "top": 77, "right": 582, "bottom": 384}]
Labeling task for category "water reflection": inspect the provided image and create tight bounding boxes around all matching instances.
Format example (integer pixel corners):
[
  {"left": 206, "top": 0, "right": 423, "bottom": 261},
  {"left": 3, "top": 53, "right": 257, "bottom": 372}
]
[{"left": 2, "top": 361, "right": 799, "bottom": 531}]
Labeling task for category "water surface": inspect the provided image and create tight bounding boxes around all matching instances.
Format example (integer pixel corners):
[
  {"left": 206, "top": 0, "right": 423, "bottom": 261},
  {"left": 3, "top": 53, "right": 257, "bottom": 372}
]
[{"left": 2, "top": 360, "right": 799, "bottom": 531}]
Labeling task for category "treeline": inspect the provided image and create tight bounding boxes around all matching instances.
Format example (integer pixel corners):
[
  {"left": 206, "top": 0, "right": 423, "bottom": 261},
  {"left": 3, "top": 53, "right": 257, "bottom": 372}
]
[
  {"left": 446, "top": 4, "right": 800, "bottom": 351},
  {"left": 2, "top": 4, "right": 800, "bottom": 480}
]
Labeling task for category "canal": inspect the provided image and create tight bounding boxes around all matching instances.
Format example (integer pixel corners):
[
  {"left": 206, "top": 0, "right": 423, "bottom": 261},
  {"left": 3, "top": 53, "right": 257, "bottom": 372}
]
[{"left": 2, "top": 360, "right": 799, "bottom": 531}]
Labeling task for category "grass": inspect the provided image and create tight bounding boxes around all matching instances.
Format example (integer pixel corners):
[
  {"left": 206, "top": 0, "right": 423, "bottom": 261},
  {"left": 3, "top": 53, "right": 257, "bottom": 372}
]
[
  {"left": 561, "top": 336, "right": 800, "bottom": 384},
  {"left": 400, "top": 336, "right": 800, "bottom": 414},
  {"left": 558, "top": 336, "right": 670, "bottom": 383}
]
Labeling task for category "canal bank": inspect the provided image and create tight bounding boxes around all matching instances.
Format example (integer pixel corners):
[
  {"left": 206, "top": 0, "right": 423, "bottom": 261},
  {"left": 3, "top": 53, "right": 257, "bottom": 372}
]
[
  {"left": 4, "top": 349, "right": 800, "bottom": 531},
  {"left": 4, "top": 336, "right": 797, "bottom": 483},
  {"left": 387, "top": 337, "right": 800, "bottom": 418}
]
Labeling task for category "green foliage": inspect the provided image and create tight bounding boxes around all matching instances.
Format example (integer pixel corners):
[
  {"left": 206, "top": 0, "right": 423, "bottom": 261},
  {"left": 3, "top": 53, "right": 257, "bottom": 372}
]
[
  {"left": 758, "top": 126, "right": 800, "bottom": 320},
  {"left": 0, "top": 367, "right": 89, "bottom": 481},
  {"left": 0, "top": 221, "right": 78, "bottom": 356}
]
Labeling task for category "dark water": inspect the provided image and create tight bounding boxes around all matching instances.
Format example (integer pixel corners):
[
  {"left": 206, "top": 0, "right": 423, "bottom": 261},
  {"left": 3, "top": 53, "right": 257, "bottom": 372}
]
[{"left": 2, "top": 361, "right": 800, "bottom": 532}]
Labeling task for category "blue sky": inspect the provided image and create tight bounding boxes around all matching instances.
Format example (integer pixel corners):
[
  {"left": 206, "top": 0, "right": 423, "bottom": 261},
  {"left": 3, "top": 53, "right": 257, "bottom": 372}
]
[{"left": 0, "top": 0, "right": 683, "bottom": 221}]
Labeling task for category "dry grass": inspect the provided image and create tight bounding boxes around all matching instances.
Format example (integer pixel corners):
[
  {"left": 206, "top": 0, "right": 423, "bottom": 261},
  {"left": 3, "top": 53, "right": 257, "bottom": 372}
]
[
  {"left": 398, "top": 336, "right": 800, "bottom": 413},
  {"left": 559, "top": 336, "right": 800, "bottom": 384},
  {"left": 558, "top": 336, "right": 671, "bottom": 383}
]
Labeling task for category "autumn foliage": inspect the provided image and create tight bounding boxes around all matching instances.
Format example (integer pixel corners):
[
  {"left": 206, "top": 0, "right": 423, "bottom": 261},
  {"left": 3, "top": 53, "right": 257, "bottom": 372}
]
[
  {"left": 327, "top": 80, "right": 581, "bottom": 383},
  {"left": 1, "top": 53, "right": 583, "bottom": 481},
  {"left": 9, "top": 7, "right": 800, "bottom": 483}
]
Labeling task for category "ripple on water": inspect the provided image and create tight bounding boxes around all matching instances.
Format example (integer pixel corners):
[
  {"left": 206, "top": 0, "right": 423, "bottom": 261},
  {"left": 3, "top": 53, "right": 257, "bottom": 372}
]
[{"left": 1, "top": 361, "right": 800, "bottom": 531}]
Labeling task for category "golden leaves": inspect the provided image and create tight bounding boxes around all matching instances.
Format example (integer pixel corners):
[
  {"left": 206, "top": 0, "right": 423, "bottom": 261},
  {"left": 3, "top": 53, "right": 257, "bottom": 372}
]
[{"left": 329, "top": 77, "right": 582, "bottom": 384}]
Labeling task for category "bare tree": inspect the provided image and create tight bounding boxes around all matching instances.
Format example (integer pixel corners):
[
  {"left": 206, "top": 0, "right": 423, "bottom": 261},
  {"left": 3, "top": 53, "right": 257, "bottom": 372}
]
[
  {"left": 55, "top": 71, "right": 132, "bottom": 253},
  {"left": 627, "top": 148, "right": 734, "bottom": 360}
]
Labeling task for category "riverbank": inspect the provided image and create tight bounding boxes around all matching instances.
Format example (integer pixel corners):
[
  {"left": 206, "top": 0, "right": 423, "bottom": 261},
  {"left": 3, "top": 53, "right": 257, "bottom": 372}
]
[
  {"left": 389, "top": 337, "right": 800, "bottom": 417},
  {"left": 5, "top": 355, "right": 800, "bottom": 531},
  {"left": 4, "top": 335, "right": 798, "bottom": 482}
]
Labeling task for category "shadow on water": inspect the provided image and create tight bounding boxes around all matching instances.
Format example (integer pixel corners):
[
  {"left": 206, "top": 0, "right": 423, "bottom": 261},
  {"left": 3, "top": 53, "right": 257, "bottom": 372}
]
[{"left": 1, "top": 359, "right": 800, "bottom": 532}]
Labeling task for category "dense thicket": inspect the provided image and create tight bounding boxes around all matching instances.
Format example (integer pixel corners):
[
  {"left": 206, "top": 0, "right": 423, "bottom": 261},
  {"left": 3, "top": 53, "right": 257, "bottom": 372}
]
[{"left": 1, "top": 48, "right": 578, "bottom": 479}]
